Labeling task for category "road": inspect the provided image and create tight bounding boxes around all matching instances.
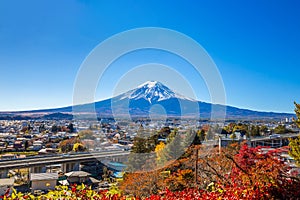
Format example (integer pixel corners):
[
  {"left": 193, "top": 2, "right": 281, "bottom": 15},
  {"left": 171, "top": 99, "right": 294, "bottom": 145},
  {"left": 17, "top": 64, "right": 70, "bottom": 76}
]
[{"left": 0, "top": 150, "right": 129, "bottom": 170}]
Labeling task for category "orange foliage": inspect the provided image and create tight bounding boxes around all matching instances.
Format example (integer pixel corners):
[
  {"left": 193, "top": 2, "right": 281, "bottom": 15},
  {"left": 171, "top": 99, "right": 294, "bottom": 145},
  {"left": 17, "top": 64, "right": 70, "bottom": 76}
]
[{"left": 120, "top": 170, "right": 164, "bottom": 198}]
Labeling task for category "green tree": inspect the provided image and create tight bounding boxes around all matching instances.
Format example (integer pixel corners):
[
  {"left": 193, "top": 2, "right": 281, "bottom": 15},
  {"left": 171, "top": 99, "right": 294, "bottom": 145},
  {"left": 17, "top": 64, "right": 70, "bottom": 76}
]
[
  {"left": 182, "top": 129, "right": 202, "bottom": 147},
  {"left": 260, "top": 125, "right": 268, "bottom": 135},
  {"left": 67, "top": 123, "right": 75, "bottom": 133},
  {"left": 127, "top": 136, "right": 151, "bottom": 171},
  {"left": 206, "top": 128, "right": 214, "bottom": 140},
  {"left": 250, "top": 125, "right": 260, "bottom": 137},
  {"left": 192, "top": 130, "right": 202, "bottom": 144},
  {"left": 131, "top": 137, "right": 149, "bottom": 153},
  {"left": 289, "top": 102, "right": 300, "bottom": 165},
  {"left": 289, "top": 137, "right": 300, "bottom": 165},
  {"left": 183, "top": 129, "right": 196, "bottom": 148},
  {"left": 274, "top": 125, "right": 288, "bottom": 134},
  {"left": 294, "top": 101, "right": 300, "bottom": 127},
  {"left": 51, "top": 125, "right": 59, "bottom": 133},
  {"left": 146, "top": 132, "right": 159, "bottom": 151},
  {"left": 165, "top": 133, "right": 184, "bottom": 160}
]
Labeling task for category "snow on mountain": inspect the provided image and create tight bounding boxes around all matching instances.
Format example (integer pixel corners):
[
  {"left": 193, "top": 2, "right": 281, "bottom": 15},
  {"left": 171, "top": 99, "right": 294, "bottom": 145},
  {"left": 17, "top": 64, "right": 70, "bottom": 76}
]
[
  {"left": 7, "top": 81, "right": 295, "bottom": 120},
  {"left": 116, "top": 81, "right": 196, "bottom": 103}
]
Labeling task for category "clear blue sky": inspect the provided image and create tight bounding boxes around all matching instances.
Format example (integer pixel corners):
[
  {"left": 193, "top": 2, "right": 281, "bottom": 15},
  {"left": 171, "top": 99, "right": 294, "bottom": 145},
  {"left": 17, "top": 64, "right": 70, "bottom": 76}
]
[{"left": 0, "top": 0, "right": 300, "bottom": 113}]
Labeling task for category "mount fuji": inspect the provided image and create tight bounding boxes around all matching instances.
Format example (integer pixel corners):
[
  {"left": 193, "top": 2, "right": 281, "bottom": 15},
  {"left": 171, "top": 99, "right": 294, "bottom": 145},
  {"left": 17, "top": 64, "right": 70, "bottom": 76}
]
[
  {"left": 119, "top": 81, "right": 195, "bottom": 103},
  {"left": 1, "top": 81, "right": 295, "bottom": 120}
]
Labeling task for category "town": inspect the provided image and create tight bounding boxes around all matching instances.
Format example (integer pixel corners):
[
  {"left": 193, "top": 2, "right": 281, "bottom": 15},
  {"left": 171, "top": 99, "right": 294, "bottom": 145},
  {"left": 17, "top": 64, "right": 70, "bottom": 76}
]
[{"left": 0, "top": 116, "right": 299, "bottom": 198}]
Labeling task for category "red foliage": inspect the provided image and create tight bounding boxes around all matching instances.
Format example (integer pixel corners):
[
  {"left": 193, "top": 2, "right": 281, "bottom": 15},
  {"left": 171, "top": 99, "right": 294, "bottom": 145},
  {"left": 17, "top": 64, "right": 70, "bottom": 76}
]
[
  {"left": 6, "top": 144, "right": 300, "bottom": 200},
  {"left": 145, "top": 144, "right": 300, "bottom": 199}
]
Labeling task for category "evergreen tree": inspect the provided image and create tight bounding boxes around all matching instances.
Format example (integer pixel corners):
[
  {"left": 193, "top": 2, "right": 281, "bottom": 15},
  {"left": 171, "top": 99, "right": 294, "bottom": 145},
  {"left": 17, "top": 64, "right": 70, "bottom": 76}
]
[
  {"left": 67, "top": 123, "right": 75, "bottom": 133},
  {"left": 183, "top": 129, "right": 195, "bottom": 148},
  {"left": 131, "top": 137, "right": 149, "bottom": 153},
  {"left": 198, "top": 129, "right": 206, "bottom": 142},
  {"left": 206, "top": 128, "right": 214, "bottom": 140},
  {"left": 127, "top": 136, "right": 152, "bottom": 171},
  {"left": 164, "top": 133, "right": 184, "bottom": 161},
  {"left": 294, "top": 102, "right": 300, "bottom": 127},
  {"left": 289, "top": 102, "right": 300, "bottom": 165},
  {"left": 289, "top": 137, "right": 300, "bottom": 165},
  {"left": 250, "top": 125, "right": 260, "bottom": 137},
  {"left": 260, "top": 125, "right": 268, "bottom": 135},
  {"left": 146, "top": 131, "right": 159, "bottom": 151}
]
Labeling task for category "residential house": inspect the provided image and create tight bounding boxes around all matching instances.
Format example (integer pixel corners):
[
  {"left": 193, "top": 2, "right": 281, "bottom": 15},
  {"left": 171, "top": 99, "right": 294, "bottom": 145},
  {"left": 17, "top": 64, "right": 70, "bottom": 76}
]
[
  {"left": 30, "top": 173, "right": 58, "bottom": 191},
  {"left": 65, "top": 171, "right": 91, "bottom": 184}
]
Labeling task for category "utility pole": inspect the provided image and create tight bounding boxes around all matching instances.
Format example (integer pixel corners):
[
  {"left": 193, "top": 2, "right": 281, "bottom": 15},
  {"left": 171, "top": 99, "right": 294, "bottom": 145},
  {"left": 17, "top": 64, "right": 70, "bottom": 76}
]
[
  {"left": 219, "top": 136, "right": 221, "bottom": 154},
  {"left": 195, "top": 147, "right": 198, "bottom": 185}
]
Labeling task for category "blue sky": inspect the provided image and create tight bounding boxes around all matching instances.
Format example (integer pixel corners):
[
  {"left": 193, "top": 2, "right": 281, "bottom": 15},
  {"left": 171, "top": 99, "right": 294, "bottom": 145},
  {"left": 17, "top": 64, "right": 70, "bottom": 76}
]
[{"left": 0, "top": 0, "right": 300, "bottom": 113}]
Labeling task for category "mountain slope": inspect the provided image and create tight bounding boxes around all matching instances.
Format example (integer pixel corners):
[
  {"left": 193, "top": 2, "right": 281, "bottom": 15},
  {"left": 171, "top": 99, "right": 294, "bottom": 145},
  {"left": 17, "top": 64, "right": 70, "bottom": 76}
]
[{"left": 1, "top": 81, "right": 295, "bottom": 120}]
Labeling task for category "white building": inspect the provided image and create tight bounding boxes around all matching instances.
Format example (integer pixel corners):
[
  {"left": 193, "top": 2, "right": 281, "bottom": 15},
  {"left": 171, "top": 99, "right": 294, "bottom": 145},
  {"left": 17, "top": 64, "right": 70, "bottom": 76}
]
[{"left": 30, "top": 173, "right": 58, "bottom": 191}]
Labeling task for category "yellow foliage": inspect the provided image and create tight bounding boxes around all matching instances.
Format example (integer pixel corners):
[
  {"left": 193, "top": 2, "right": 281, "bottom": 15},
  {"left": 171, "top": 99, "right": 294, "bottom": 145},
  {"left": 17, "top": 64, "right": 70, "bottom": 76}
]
[
  {"left": 73, "top": 142, "right": 85, "bottom": 152},
  {"left": 155, "top": 142, "right": 166, "bottom": 163},
  {"left": 155, "top": 142, "right": 165, "bottom": 152}
]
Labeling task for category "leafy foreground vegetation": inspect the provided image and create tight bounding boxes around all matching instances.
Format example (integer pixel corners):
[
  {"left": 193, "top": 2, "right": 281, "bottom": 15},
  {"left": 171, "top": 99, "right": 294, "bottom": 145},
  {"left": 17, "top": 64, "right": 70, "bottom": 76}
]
[
  {"left": 120, "top": 144, "right": 300, "bottom": 200},
  {"left": 2, "top": 143, "right": 300, "bottom": 200}
]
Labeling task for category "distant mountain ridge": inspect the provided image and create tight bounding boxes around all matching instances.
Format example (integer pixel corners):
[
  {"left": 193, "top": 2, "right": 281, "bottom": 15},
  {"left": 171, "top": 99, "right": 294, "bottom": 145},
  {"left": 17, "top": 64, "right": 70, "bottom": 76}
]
[{"left": 0, "top": 81, "right": 295, "bottom": 120}]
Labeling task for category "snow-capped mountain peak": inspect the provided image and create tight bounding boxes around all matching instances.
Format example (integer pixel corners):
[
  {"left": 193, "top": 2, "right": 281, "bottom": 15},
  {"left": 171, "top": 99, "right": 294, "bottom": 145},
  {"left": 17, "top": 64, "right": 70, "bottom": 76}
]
[
  {"left": 137, "top": 80, "right": 159, "bottom": 88},
  {"left": 112, "top": 81, "right": 195, "bottom": 103},
  {"left": 129, "top": 81, "right": 176, "bottom": 103}
]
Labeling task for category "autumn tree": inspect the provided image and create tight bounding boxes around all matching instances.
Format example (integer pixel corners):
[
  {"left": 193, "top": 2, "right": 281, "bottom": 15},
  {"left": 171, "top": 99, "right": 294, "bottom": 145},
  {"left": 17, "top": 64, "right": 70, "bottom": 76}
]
[
  {"left": 59, "top": 137, "right": 79, "bottom": 153},
  {"left": 155, "top": 142, "right": 167, "bottom": 167},
  {"left": 232, "top": 123, "right": 248, "bottom": 136},
  {"left": 73, "top": 142, "right": 86, "bottom": 152},
  {"left": 163, "top": 169, "right": 194, "bottom": 191},
  {"left": 194, "top": 143, "right": 300, "bottom": 199},
  {"left": 120, "top": 170, "right": 163, "bottom": 197},
  {"left": 227, "top": 144, "right": 300, "bottom": 199},
  {"left": 120, "top": 141, "right": 300, "bottom": 199}
]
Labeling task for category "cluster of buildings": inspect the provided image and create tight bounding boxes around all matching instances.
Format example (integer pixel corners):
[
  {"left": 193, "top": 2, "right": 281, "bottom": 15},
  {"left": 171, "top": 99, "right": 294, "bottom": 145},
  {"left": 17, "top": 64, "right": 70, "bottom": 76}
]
[{"left": 0, "top": 117, "right": 299, "bottom": 197}]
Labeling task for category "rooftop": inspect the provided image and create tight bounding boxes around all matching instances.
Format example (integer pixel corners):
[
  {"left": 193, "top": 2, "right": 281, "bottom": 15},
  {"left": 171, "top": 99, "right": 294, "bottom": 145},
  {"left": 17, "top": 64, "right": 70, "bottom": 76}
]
[
  {"left": 30, "top": 173, "right": 58, "bottom": 181},
  {"left": 65, "top": 171, "right": 91, "bottom": 177},
  {"left": 0, "top": 178, "right": 14, "bottom": 186}
]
